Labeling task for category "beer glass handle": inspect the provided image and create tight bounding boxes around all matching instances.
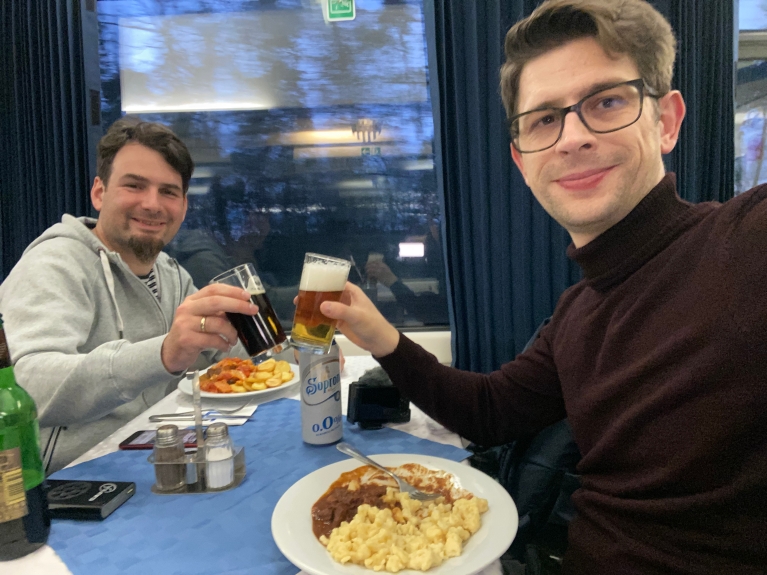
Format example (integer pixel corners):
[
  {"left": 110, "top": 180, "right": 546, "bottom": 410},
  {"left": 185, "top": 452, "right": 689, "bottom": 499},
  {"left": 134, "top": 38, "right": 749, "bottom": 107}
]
[{"left": 336, "top": 442, "right": 396, "bottom": 480}]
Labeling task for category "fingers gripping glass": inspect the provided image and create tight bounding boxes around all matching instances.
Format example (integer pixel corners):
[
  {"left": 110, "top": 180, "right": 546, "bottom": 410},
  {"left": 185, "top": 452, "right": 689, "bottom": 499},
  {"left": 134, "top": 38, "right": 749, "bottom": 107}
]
[
  {"left": 291, "top": 253, "right": 351, "bottom": 355},
  {"left": 209, "top": 263, "right": 288, "bottom": 359},
  {"left": 510, "top": 79, "right": 660, "bottom": 153}
]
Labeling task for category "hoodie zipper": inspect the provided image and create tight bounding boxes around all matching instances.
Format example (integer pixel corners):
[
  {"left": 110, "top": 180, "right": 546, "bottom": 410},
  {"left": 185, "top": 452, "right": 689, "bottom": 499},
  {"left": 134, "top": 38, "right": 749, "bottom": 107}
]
[
  {"left": 171, "top": 258, "right": 183, "bottom": 310},
  {"left": 142, "top": 267, "right": 168, "bottom": 332},
  {"left": 103, "top": 250, "right": 171, "bottom": 333}
]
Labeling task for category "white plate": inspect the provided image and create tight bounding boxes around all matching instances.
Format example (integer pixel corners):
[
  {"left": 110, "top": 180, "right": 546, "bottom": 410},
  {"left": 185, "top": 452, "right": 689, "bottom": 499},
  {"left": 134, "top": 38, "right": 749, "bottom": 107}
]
[
  {"left": 271, "top": 454, "right": 518, "bottom": 575},
  {"left": 178, "top": 362, "right": 299, "bottom": 400}
]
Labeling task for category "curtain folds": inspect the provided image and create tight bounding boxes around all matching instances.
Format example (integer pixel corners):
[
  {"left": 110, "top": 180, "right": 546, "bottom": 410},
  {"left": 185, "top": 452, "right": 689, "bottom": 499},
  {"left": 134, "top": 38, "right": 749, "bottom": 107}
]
[
  {"left": 664, "top": 0, "right": 734, "bottom": 203},
  {"left": 0, "top": 0, "right": 91, "bottom": 281},
  {"left": 432, "top": 0, "right": 577, "bottom": 373},
  {"left": 432, "top": 0, "right": 734, "bottom": 372}
]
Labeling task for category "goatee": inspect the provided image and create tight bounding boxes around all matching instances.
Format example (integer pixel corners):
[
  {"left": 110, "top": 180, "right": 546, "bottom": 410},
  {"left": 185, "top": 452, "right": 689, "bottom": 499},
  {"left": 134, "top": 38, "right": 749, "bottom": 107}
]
[{"left": 126, "top": 236, "right": 165, "bottom": 264}]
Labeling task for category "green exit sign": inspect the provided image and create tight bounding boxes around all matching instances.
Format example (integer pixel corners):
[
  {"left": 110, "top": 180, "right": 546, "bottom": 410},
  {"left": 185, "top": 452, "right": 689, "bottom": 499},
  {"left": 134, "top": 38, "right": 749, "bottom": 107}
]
[{"left": 328, "top": 0, "right": 355, "bottom": 21}]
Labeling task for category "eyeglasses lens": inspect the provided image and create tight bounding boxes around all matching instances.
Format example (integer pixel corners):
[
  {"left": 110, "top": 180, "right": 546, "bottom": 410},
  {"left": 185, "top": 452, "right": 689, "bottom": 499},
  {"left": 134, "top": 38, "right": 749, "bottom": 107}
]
[{"left": 513, "top": 83, "right": 643, "bottom": 153}]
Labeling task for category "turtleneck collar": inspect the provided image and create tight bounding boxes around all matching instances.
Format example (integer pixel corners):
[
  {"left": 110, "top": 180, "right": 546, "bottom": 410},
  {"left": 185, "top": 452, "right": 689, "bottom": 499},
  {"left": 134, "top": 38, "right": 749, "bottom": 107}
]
[{"left": 566, "top": 173, "right": 698, "bottom": 292}]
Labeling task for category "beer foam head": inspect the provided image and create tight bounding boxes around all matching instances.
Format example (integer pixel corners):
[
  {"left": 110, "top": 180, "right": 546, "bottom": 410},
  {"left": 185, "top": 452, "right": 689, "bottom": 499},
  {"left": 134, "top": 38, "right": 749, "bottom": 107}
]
[
  {"left": 246, "top": 275, "right": 265, "bottom": 295},
  {"left": 300, "top": 261, "right": 348, "bottom": 292}
]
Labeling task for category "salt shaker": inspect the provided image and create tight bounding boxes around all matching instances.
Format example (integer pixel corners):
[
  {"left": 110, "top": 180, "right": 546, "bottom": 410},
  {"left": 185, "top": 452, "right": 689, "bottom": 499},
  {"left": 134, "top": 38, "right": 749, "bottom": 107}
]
[
  {"left": 205, "top": 422, "right": 235, "bottom": 490},
  {"left": 153, "top": 424, "right": 186, "bottom": 492}
]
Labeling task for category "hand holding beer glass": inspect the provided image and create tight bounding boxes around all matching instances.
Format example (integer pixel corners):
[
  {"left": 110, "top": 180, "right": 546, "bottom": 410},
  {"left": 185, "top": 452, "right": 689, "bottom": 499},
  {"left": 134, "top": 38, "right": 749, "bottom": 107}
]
[
  {"left": 291, "top": 253, "right": 351, "bottom": 355},
  {"left": 209, "top": 263, "right": 288, "bottom": 359}
]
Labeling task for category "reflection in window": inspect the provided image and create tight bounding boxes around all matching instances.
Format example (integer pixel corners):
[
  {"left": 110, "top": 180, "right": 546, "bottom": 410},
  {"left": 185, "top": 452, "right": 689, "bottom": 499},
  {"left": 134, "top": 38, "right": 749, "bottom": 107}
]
[
  {"left": 736, "top": 1, "right": 767, "bottom": 194},
  {"left": 98, "top": 0, "right": 448, "bottom": 329},
  {"left": 735, "top": 61, "right": 767, "bottom": 194}
]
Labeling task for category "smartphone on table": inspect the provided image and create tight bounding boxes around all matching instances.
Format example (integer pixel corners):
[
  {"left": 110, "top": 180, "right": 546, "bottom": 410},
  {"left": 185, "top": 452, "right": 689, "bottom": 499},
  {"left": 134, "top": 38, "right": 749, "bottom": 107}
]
[{"left": 118, "top": 429, "right": 198, "bottom": 450}]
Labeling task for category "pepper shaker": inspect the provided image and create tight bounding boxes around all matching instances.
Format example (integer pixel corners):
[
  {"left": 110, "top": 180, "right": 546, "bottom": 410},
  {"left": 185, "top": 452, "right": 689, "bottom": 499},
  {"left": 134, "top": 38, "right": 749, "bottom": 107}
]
[
  {"left": 205, "top": 423, "right": 235, "bottom": 490},
  {"left": 153, "top": 425, "right": 186, "bottom": 492}
]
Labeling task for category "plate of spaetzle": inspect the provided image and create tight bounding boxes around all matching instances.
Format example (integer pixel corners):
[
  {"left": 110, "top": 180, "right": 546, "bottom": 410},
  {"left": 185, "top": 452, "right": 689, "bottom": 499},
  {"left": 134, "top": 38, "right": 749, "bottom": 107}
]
[{"left": 271, "top": 454, "right": 518, "bottom": 575}]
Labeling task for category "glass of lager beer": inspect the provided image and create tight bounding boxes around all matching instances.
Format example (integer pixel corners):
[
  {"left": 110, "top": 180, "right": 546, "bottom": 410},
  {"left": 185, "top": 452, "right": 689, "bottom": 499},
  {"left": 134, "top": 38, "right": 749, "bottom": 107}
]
[
  {"left": 291, "top": 253, "right": 351, "bottom": 355},
  {"left": 209, "top": 263, "right": 288, "bottom": 359}
]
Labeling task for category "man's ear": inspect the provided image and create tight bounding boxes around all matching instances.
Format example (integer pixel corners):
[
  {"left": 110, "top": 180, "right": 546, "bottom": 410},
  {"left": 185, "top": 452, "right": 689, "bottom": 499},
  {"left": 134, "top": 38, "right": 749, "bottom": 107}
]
[
  {"left": 657, "top": 90, "right": 686, "bottom": 155},
  {"left": 90, "top": 177, "right": 105, "bottom": 212},
  {"left": 511, "top": 143, "right": 530, "bottom": 186}
]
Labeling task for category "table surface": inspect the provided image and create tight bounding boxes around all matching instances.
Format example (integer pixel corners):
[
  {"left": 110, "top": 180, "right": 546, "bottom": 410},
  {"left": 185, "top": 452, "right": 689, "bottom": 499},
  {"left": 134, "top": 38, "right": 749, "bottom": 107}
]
[{"left": 5, "top": 356, "right": 503, "bottom": 575}]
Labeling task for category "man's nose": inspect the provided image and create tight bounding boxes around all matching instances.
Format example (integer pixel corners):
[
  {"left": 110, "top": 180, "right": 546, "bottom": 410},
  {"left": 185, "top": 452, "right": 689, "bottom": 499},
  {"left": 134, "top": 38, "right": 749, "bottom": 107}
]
[
  {"left": 139, "top": 188, "right": 163, "bottom": 211},
  {"left": 554, "top": 110, "right": 596, "bottom": 153}
]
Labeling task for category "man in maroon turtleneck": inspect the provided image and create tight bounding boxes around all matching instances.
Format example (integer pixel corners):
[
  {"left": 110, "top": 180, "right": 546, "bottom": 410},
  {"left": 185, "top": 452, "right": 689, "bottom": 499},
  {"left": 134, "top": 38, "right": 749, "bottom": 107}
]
[{"left": 319, "top": 1, "right": 767, "bottom": 574}]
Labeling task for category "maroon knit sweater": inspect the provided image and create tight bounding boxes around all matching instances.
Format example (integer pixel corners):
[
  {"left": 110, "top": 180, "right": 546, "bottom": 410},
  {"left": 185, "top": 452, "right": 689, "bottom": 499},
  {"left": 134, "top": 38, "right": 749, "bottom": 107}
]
[{"left": 377, "top": 175, "right": 767, "bottom": 574}]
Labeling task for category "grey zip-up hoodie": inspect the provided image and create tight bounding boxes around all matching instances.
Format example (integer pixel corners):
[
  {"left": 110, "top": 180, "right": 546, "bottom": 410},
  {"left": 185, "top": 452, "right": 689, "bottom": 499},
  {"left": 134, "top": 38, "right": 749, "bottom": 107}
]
[{"left": 0, "top": 215, "right": 224, "bottom": 471}]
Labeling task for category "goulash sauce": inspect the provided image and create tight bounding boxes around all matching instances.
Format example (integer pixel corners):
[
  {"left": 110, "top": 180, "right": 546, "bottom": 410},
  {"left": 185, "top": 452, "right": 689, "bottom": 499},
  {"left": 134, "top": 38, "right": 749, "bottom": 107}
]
[{"left": 311, "top": 464, "right": 455, "bottom": 539}]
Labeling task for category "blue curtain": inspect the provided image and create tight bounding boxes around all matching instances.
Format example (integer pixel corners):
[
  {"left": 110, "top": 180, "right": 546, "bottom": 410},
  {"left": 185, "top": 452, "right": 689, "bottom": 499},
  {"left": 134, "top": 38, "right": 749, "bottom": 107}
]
[
  {"left": 663, "top": 0, "right": 734, "bottom": 203},
  {"left": 430, "top": 0, "right": 578, "bottom": 373},
  {"left": 0, "top": 0, "right": 91, "bottom": 281},
  {"left": 431, "top": 0, "right": 734, "bottom": 372}
]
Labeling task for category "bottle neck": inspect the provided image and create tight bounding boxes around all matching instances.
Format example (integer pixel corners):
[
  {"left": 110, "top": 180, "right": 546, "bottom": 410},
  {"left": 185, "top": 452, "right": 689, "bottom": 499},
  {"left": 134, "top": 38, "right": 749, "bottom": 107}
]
[{"left": 0, "top": 365, "right": 17, "bottom": 389}]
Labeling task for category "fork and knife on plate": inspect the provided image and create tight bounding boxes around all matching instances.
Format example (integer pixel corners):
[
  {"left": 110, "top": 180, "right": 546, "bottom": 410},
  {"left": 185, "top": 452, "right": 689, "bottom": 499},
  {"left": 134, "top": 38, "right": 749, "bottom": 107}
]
[{"left": 148, "top": 401, "right": 256, "bottom": 423}]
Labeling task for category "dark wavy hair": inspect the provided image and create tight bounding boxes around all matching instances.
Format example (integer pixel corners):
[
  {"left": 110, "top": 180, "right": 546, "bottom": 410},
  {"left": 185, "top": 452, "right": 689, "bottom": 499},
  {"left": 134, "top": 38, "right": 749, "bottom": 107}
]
[{"left": 96, "top": 117, "right": 194, "bottom": 193}]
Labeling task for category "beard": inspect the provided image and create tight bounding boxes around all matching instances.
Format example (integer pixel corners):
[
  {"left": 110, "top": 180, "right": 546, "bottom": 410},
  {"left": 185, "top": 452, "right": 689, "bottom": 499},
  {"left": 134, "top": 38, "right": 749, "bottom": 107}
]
[
  {"left": 123, "top": 235, "right": 165, "bottom": 264},
  {"left": 103, "top": 226, "right": 166, "bottom": 264}
]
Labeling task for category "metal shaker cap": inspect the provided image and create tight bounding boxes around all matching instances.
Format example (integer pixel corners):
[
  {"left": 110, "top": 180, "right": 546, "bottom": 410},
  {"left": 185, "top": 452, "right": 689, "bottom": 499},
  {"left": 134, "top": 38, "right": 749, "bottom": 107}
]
[
  {"left": 156, "top": 424, "right": 180, "bottom": 446},
  {"left": 206, "top": 422, "right": 229, "bottom": 440}
]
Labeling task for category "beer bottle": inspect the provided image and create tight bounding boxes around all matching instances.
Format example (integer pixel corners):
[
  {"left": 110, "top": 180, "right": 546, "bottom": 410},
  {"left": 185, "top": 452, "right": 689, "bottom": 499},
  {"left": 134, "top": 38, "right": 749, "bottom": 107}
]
[{"left": 0, "top": 313, "right": 50, "bottom": 561}]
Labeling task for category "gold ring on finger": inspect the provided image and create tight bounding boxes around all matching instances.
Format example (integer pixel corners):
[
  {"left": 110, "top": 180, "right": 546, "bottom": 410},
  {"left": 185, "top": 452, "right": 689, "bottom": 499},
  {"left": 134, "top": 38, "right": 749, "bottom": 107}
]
[{"left": 200, "top": 316, "right": 207, "bottom": 333}]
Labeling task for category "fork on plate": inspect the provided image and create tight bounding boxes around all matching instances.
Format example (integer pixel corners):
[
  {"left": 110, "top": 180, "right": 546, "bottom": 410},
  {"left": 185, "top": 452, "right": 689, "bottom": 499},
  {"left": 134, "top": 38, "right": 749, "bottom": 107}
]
[{"left": 336, "top": 442, "right": 441, "bottom": 501}]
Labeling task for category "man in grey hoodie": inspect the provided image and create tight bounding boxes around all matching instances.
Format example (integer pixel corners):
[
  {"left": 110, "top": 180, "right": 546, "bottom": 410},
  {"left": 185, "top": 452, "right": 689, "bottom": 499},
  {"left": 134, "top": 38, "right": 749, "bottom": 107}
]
[{"left": 0, "top": 119, "right": 256, "bottom": 471}]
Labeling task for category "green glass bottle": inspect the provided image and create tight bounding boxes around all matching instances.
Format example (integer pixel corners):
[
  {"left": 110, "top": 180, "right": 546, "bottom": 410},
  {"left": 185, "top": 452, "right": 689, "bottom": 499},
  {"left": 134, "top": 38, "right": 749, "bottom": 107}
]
[{"left": 0, "top": 313, "right": 50, "bottom": 561}]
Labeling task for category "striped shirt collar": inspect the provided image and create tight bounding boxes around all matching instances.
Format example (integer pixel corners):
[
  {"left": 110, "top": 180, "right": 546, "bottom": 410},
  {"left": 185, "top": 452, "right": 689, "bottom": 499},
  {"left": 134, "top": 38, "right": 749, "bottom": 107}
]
[{"left": 138, "top": 266, "right": 161, "bottom": 301}]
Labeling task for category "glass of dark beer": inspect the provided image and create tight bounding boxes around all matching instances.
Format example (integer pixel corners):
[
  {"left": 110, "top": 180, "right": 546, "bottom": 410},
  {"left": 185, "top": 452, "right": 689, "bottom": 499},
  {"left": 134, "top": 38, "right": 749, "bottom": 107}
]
[
  {"left": 209, "top": 263, "right": 288, "bottom": 359},
  {"left": 291, "top": 253, "right": 351, "bottom": 354}
]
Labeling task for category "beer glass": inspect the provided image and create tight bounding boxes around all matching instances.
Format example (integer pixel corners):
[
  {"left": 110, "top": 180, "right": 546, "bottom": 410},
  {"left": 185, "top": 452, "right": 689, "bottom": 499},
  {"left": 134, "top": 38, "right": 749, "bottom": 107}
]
[
  {"left": 209, "top": 263, "right": 288, "bottom": 359},
  {"left": 291, "top": 253, "right": 351, "bottom": 354}
]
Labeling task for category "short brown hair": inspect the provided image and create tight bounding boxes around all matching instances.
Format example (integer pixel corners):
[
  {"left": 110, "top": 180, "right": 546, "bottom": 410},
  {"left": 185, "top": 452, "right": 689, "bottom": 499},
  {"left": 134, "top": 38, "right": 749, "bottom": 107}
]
[
  {"left": 500, "top": 0, "right": 676, "bottom": 118},
  {"left": 96, "top": 117, "right": 194, "bottom": 193}
]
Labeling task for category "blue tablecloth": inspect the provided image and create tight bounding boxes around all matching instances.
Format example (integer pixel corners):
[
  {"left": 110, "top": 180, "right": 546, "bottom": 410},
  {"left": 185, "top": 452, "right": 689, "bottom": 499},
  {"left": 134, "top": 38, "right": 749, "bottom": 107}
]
[{"left": 48, "top": 398, "right": 470, "bottom": 575}]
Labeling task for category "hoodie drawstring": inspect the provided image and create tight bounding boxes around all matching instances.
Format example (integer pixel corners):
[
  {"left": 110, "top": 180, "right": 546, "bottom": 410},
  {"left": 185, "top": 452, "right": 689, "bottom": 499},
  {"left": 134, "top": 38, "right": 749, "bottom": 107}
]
[{"left": 99, "top": 249, "right": 125, "bottom": 339}]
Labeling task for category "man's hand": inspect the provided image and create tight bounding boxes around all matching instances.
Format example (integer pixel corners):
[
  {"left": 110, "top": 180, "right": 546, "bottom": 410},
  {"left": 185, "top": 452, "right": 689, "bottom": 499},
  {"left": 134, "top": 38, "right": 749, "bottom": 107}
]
[
  {"left": 161, "top": 284, "right": 257, "bottom": 374},
  {"left": 365, "top": 261, "right": 398, "bottom": 287},
  {"left": 319, "top": 282, "right": 400, "bottom": 357}
]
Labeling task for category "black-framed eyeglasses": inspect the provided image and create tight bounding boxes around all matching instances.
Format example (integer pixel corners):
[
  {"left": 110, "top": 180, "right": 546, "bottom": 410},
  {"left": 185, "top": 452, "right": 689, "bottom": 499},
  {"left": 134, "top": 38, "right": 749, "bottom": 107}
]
[{"left": 510, "top": 79, "right": 660, "bottom": 153}]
